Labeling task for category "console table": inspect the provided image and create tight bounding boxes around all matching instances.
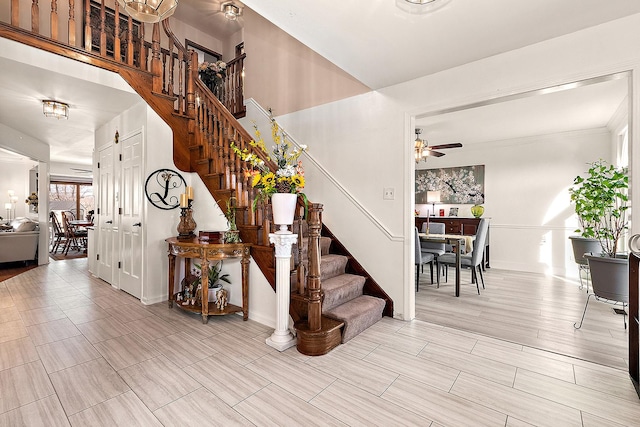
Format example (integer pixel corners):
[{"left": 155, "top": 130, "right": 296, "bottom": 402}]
[
  {"left": 166, "top": 237, "right": 251, "bottom": 324},
  {"left": 416, "top": 216, "right": 490, "bottom": 268}
]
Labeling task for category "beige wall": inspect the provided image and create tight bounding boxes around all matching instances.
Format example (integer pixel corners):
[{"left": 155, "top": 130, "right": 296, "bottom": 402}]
[{"left": 242, "top": 8, "right": 370, "bottom": 116}]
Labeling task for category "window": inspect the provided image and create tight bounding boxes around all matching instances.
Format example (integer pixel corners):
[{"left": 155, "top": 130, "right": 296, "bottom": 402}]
[{"left": 49, "top": 182, "right": 94, "bottom": 220}]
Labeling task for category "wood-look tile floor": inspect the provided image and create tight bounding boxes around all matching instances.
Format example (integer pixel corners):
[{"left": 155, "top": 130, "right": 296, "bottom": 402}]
[
  {"left": 415, "top": 267, "right": 630, "bottom": 370},
  {"left": 1, "top": 259, "right": 638, "bottom": 426}
]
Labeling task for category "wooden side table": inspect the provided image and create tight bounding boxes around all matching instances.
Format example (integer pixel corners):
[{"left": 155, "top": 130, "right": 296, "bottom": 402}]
[{"left": 166, "top": 237, "right": 251, "bottom": 323}]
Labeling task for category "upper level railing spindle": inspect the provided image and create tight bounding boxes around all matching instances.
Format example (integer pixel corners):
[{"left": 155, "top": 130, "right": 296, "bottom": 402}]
[
  {"left": 68, "top": 0, "right": 76, "bottom": 46},
  {"left": 31, "top": 0, "right": 39, "bottom": 33},
  {"left": 50, "top": 0, "right": 58, "bottom": 40},
  {"left": 83, "top": 0, "right": 90, "bottom": 50},
  {"left": 99, "top": 0, "right": 105, "bottom": 56},
  {"left": 113, "top": 1, "right": 120, "bottom": 62},
  {"left": 126, "top": 16, "right": 134, "bottom": 65},
  {"left": 11, "top": 0, "right": 19, "bottom": 26}
]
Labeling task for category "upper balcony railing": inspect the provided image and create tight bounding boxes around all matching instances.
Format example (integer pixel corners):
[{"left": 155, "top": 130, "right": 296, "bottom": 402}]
[{"left": 1, "top": 0, "right": 244, "bottom": 117}]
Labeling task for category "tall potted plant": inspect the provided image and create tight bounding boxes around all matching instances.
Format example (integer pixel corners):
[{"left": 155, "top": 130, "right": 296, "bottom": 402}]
[{"left": 569, "top": 160, "right": 629, "bottom": 292}]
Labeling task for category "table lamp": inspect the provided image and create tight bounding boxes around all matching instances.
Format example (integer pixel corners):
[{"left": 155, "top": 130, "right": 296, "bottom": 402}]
[{"left": 426, "top": 191, "right": 441, "bottom": 216}]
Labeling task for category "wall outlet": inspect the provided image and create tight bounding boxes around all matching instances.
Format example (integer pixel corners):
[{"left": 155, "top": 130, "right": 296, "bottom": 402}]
[{"left": 383, "top": 187, "right": 395, "bottom": 200}]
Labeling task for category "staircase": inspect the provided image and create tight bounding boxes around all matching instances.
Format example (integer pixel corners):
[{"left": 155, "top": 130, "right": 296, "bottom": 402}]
[
  {"left": 0, "top": 0, "right": 393, "bottom": 355},
  {"left": 319, "top": 236, "right": 387, "bottom": 343}
]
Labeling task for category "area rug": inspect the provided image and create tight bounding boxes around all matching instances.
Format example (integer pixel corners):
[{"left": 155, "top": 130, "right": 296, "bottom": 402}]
[
  {"left": 50, "top": 250, "right": 87, "bottom": 261},
  {"left": 0, "top": 261, "right": 38, "bottom": 282}
]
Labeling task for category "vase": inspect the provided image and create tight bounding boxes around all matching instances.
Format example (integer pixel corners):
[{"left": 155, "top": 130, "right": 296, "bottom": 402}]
[
  {"left": 271, "top": 193, "right": 298, "bottom": 233},
  {"left": 470, "top": 204, "right": 484, "bottom": 218}
]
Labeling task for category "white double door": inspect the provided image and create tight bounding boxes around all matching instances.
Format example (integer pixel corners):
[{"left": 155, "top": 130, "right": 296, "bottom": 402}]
[{"left": 97, "top": 130, "right": 144, "bottom": 299}]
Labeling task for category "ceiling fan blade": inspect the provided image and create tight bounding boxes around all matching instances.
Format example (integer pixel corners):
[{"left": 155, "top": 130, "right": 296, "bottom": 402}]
[
  {"left": 428, "top": 150, "right": 446, "bottom": 157},
  {"left": 430, "top": 143, "right": 463, "bottom": 150}
]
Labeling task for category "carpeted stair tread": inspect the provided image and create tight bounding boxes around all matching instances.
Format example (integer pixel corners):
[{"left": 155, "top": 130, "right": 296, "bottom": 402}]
[
  {"left": 320, "top": 236, "right": 332, "bottom": 256},
  {"left": 321, "top": 274, "right": 366, "bottom": 312},
  {"left": 320, "top": 254, "right": 348, "bottom": 281},
  {"left": 324, "top": 295, "right": 386, "bottom": 343}
]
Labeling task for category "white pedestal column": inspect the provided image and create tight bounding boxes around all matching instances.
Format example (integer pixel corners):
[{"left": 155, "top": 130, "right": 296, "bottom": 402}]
[{"left": 266, "top": 232, "right": 298, "bottom": 351}]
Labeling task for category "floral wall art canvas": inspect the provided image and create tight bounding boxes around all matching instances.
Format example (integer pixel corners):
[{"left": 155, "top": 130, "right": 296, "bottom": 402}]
[{"left": 416, "top": 165, "right": 485, "bottom": 204}]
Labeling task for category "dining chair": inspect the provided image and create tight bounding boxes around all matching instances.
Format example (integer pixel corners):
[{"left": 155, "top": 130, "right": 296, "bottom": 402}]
[
  {"left": 61, "top": 211, "right": 88, "bottom": 255},
  {"left": 49, "top": 211, "right": 66, "bottom": 253},
  {"left": 415, "top": 227, "right": 437, "bottom": 291},
  {"left": 420, "top": 222, "right": 446, "bottom": 286},
  {"left": 436, "top": 218, "right": 489, "bottom": 294}
]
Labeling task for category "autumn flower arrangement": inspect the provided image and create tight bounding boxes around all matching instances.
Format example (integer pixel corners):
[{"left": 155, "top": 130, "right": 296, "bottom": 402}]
[
  {"left": 231, "top": 109, "right": 308, "bottom": 213},
  {"left": 198, "top": 60, "right": 227, "bottom": 90}
]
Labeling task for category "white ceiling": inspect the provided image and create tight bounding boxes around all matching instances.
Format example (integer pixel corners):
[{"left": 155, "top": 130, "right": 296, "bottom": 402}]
[
  {"left": 1, "top": 0, "right": 638, "bottom": 165},
  {"left": 416, "top": 76, "right": 629, "bottom": 147}
]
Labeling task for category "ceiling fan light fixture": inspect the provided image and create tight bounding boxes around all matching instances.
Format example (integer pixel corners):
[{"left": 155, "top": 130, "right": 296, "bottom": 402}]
[
  {"left": 116, "top": 0, "right": 178, "bottom": 24},
  {"left": 42, "top": 100, "right": 69, "bottom": 120},
  {"left": 221, "top": 3, "right": 242, "bottom": 21}
]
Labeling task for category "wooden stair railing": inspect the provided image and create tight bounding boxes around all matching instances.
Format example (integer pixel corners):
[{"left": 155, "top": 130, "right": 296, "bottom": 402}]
[{"left": 2, "top": 0, "right": 392, "bottom": 353}]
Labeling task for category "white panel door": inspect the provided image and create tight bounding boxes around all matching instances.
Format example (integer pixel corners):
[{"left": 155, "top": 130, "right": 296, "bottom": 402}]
[
  {"left": 97, "top": 144, "right": 115, "bottom": 284},
  {"left": 119, "top": 131, "right": 144, "bottom": 298}
]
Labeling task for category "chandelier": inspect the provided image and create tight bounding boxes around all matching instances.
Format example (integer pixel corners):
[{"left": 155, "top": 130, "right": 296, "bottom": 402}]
[
  {"left": 42, "top": 100, "right": 69, "bottom": 120},
  {"left": 116, "top": 0, "right": 178, "bottom": 23}
]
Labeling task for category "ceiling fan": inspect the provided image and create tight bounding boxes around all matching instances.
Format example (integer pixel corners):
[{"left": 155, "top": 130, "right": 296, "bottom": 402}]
[
  {"left": 414, "top": 128, "right": 462, "bottom": 162},
  {"left": 70, "top": 167, "right": 92, "bottom": 174}
]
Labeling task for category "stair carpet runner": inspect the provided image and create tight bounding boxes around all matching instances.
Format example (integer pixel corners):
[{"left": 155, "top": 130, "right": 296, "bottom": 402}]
[{"left": 316, "top": 237, "right": 386, "bottom": 342}]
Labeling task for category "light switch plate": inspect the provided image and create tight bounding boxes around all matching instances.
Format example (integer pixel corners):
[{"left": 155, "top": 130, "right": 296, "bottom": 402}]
[{"left": 383, "top": 187, "right": 395, "bottom": 200}]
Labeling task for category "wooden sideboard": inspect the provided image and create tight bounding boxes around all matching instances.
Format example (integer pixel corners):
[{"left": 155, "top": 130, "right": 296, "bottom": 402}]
[
  {"left": 415, "top": 217, "right": 490, "bottom": 268},
  {"left": 166, "top": 237, "right": 251, "bottom": 323}
]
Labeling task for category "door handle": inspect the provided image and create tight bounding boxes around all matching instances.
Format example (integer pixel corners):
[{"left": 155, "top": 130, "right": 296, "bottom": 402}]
[
  {"left": 133, "top": 222, "right": 142, "bottom": 227},
  {"left": 106, "top": 220, "right": 113, "bottom": 224}
]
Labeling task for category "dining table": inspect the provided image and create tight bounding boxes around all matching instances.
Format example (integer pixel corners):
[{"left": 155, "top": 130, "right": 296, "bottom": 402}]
[{"left": 419, "top": 233, "right": 475, "bottom": 297}]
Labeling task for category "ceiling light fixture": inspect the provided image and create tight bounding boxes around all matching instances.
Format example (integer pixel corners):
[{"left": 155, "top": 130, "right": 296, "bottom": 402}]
[
  {"left": 42, "top": 100, "right": 69, "bottom": 120},
  {"left": 221, "top": 2, "right": 242, "bottom": 21},
  {"left": 415, "top": 129, "right": 428, "bottom": 163},
  {"left": 116, "top": 0, "right": 178, "bottom": 24}
]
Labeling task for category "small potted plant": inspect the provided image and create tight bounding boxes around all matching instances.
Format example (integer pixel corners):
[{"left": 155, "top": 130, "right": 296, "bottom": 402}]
[
  {"left": 224, "top": 197, "right": 241, "bottom": 243},
  {"left": 194, "top": 260, "right": 232, "bottom": 302},
  {"left": 569, "top": 160, "right": 629, "bottom": 292}
]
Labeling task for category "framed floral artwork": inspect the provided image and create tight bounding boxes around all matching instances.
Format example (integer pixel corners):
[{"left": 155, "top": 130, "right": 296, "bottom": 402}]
[{"left": 416, "top": 165, "right": 485, "bottom": 204}]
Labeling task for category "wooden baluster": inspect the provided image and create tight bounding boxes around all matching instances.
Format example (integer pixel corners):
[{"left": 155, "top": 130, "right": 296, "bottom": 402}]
[
  {"left": 307, "top": 203, "right": 323, "bottom": 331},
  {"left": 161, "top": 50, "right": 168, "bottom": 94},
  {"left": 113, "top": 1, "right": 120, "bottom": 61},
  {"left": 11, "top": 0, "right": 19, "bottom": 27},
  {"left": 167, "top": 38, "right": 175, "bottom": 96},
  {"left": 151, "top": 23, "right": 162, "bottom": 93},
  {"left": 137, "top": 20, "right": 144, "bottom": 69},
  {"left": 50, "top": 0, "right": 58, "bottom": 40},
  {"left": 178, "top": 51, "right": 185, "bottom": 114},
  {"left": 99, "top": 0, "right": 106, "bottom": 56},
  {"left": 68, "top": 0, "right": 75, "bottom": 46},
  {"left": 83, "top": 0, "right": 91, "bottom": 50},
  {"left": 126, "top": 17, "right": 134, "bottom": 65},
  {"left": 31, "top": 0, "right": 39, "bottom": 33}
]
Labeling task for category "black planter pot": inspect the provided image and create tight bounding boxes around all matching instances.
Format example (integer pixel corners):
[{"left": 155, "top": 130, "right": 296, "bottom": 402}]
[
  {"left": 568, "top": 235, "right": 602, "bottom": 266},
  {"left": 584, "top": 254, "right": 629, "bottom": 302}
]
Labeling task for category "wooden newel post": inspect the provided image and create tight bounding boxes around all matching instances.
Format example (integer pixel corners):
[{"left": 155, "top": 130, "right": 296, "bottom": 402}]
[
  {"left": 307, "top": 203, "right": 323, "bottom": 331},
  {"left": 187, "top": 50, "right": 197, "bottom": 120}
]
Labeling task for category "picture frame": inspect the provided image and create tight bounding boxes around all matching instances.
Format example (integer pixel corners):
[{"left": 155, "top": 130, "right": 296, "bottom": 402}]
[
  {"left": 449, "top": 207, "right": 459, "bottom": 217},
  {"left": 416, "top": 164, "right": 485, "bottom": 204}
]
